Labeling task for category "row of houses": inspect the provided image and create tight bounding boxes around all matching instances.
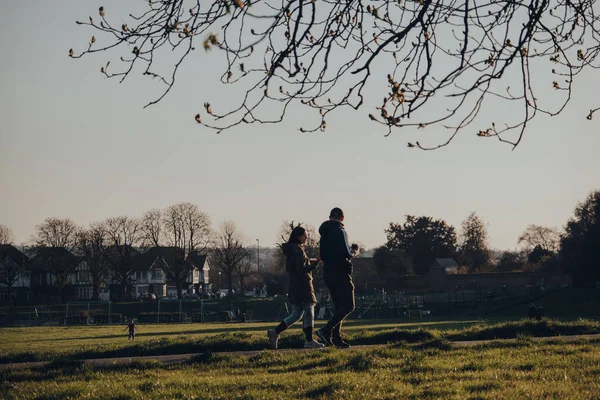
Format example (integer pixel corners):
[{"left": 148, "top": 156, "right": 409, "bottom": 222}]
[{"left": 0, "top": 244, "right": 211, "bottom": 305}]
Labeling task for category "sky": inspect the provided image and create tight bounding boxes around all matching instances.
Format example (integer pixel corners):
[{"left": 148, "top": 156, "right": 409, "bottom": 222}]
[{"left": 1, "top": 1, "right": 598, "bottom": 251}]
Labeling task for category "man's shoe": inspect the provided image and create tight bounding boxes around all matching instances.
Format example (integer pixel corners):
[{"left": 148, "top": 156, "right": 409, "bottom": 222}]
[
  {"left": 315, "top": 329, "right": 333, "bottom": 346},
  {"left": 332, "top": 337, "right": 351, "bottom": 348},
  {"left": 267, "top": 329, "right": 279, "bottom": 349},
  {"left": 304, "top": 340, "right": 325, "bottom": 349}
]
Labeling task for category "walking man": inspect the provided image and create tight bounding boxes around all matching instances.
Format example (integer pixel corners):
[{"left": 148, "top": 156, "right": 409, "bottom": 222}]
[{"left": 316, "top": 207, "right": 359, "bottom": 348}]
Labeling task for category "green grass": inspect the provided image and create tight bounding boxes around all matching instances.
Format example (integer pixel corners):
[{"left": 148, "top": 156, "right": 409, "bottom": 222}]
[
  {"left": 2, "top": 337, "right": 599, "bottom": 399},
  {"left": 1, "top": 318, "right": 599, "bottom": 364}
]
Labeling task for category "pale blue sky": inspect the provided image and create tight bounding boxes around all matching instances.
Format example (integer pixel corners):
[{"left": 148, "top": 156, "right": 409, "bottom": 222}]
[{"left": 1, "top": 1, "right": 598, "bottom": 250}]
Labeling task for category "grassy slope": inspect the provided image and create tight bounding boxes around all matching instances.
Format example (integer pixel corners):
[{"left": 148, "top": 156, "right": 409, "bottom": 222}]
[
  {"left": 1, "top": 318, "right": 599, "bottom": 364},
  {"left": 1, "top": 338, "right": 599, "bottom": 399}
]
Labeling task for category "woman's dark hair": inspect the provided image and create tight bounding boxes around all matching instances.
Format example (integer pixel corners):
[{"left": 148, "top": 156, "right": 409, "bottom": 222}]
[{"left": 287, "top": 226, "right": 306, "bottom": 244}]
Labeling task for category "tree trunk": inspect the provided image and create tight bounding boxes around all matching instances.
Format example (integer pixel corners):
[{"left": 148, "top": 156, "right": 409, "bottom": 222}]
[
  {"left": 92, "top": 280, "right": 100, "bottom": 302},
  {"left": 239, "top": 276, "right": 244, "bottom": 295},
  {"left": 228, "top": 272, "right": 233, "bottom": 296},
  {"left": 176, "top": 280, "right": 183, "bottom": 299},
  {"left": 7, "top": 285, "right": 14, "bottom": 306}
]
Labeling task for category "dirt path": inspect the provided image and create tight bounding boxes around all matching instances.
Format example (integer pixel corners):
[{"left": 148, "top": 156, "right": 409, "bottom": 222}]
[{"left": 2, "top": 334, "right": 598, "bottom": 371}]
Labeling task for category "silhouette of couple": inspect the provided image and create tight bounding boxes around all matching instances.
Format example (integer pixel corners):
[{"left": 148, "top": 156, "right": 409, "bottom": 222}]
[{"left": 268, "top": 207, "right": 359, "bottom": 349}]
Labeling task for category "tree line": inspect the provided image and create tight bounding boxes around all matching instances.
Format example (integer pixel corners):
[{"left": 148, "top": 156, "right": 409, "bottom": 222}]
[
  {"left": 373, "top": 190, "right": 600, "bottom": 288},
  {"left": 1, "top": 189, "right": 599, "bottom": 304},
  {"left": 0, "top": 203, "right": 260, "bottom": 302}
]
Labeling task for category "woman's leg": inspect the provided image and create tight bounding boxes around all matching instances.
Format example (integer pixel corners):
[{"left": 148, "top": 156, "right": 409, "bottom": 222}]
[
  {"left": 275, "top": 303, "right": 304, "bottom": 334},
  {"left": 302, "top": 303, "right": 315, "bottom": 341},
  {"left": 269, "top": 303, "right": 304, "bottom": 349}
]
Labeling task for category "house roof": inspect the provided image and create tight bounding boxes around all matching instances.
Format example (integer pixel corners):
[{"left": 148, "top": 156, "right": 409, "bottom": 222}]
[
  {"left": 0, "top": 244, "right": 28, "bottom": 268},
  {"left": 29, "top": 247, "right": 79, "bottom": 272},
  {"left": 103, "top": 245, "right": 142, "bottom": 267},
  {"left": 133, "top": 246, "right": 179, "bottom": 271},
  {"left": 132, "top": 247, "right": 209, "bottom": 271},
  {"left": 189, "top": 253, "right": 208, "bottom": 270},
  {"left": 432, "top": 258, "right": 459, "bottom": 268}
]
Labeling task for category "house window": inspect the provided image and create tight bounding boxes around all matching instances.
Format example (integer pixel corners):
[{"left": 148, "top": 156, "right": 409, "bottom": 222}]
[
  {"left": 136, "top": 271, "right": 145, "bottom": 281},
  {"left": 76, "top": 287, "right": 92, "bottom": 299},
  {"left": 78, "top": 270, "right": 90, "bottom": 283},
  {"left": 152, "top": 269, "right": 163, "bottom": 279}
]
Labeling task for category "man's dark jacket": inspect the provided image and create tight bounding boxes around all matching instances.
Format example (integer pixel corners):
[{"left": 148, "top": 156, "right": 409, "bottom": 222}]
[{"left": 319, "top": 220, "right": 353, "bottom": 274}]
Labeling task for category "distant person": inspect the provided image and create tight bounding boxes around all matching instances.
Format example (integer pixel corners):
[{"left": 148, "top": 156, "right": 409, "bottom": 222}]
[
  {"left": 316, "top": 207, "right": 359, "bottom": 348},
  {"left": 124, "top": 318, "right": 139, "bottom": 340},
  {"left": 267, "top": 226, "right": 325, "bottom": 349}
]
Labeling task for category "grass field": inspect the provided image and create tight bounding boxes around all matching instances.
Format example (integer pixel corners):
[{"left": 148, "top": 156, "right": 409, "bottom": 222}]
[
  {"left": 2, "top": 317, "right": 600, "bottom": 399},
  {"left": 0, "top": 318, "right": 483, "bottom": 354},
  {"left": 1, "top": 317, "right": 599, "bottom": 363},
  {"left": 1, "top": 336, "right": 599, "bottom": 399}
]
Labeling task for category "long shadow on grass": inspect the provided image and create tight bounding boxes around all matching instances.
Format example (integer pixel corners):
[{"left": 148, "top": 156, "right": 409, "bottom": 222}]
[
  {"left": 2, "top": 319, "right": 598, "bottom": 365},
  {"left": 23, "top": 325, "right": 270, "bottom": 343},
  {"left": 446, "top": 319, "right": 600, "bottom": 342}
]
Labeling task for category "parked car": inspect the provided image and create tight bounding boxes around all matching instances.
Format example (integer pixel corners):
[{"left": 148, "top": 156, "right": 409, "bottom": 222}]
[
  {"left": 140, "top": 293, "right": 157, "bottom": 302},
  {"left": 183, "top": 293, "right": 200, "bottom": 300},
  {"left": 215, "top": 289, "right": 234, "bottom": 299}
]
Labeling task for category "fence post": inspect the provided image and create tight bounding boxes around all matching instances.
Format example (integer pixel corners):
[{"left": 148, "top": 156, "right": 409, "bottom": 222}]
[
  {"left": 108, "top": 301, "right": 112, "bottom": 324},
  {"left": 157, "top": 299, "right": 161, "bottom": 324},
  {"left": 179, "top": 299, "right": 182, "bottom": 323},
  {"left": 87, "top": 302, "right": 91, "bottom": 325},
  {"left": 65, "top": 303, "right": 69, "bottom": 326},
  {"left": 200, "top": 298, "right": 204, "bottom": 323}
]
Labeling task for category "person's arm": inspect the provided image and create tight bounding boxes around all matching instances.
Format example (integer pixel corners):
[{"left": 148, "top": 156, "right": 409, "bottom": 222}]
[
  {"left": 334, "top": 227, "right": 353, "bottom": 259},
  {"left": 294, "top": 247, "right": 317, "bottom": 274}
]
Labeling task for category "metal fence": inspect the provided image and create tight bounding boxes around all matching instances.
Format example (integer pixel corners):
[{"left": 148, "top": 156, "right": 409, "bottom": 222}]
[{"left": 0, "top": 286, "right": 546, "bottom": 326}]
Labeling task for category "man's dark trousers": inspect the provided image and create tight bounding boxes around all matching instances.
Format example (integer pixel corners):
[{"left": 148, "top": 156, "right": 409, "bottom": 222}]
[{"left": 322, "top": 270, "right": 355, "bottom": 338}]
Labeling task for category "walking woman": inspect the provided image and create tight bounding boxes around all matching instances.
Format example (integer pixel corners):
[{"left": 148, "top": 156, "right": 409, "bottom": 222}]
[{"left": 267, "top": 226, "right": 324, "bottom": 349}]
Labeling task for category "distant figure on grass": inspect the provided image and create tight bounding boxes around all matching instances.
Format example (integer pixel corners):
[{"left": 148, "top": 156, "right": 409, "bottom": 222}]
[
  {"left": 267, "top": 226, "right": 325, "bottom": 349},
  {"left": 124, "top": 318, "right": 139, "bottom": 340},
  {"left": 316, "top": 207, "right": 359, "bottom": 348}
]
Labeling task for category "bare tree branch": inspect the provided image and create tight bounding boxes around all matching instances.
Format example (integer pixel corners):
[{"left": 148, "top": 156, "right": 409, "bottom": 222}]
[
  {"left": 162, "top": 202, "right": 213, "bottom": 297},
  {"left": 32, "top": 218, "right": 80, "bottom": 251},
  {"left": 141, "top": 208, "right": 163, "bottom": 249},
  {"left": 71, "top": 0, "right": 599, "bottom": 149},
  {"left": 212, "top": 221, "right": 249, "bottom": 295},
  {"left": 0, "top": 225, "right": 15, "bottom": 245},
  {"left": 104, "top": 216, "right": 142, "bottom": 297}
]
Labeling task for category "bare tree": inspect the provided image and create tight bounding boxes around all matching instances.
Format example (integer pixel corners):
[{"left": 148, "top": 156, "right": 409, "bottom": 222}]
[
  {"left": 212, "top": 221, "right": 248, "bottom": 295},
  {"left": 70, "top": 1, "right": 599, "bottom": 149},
  {"left": 0, "top": 225, "right": 15, "bottom": 245},
  {"left": 234, "top": 253, "right": 254, "bottom": 294},
  {"left": 30, "top": 218, "right": 81, "bottom": 303},
  {"left": 32, "top": 218, "right": 80, "bottom": 251},
  {"left": 0, "top": 245, "right": 27, "bottom": 304},
  {"left": 141, "top": 208, "right": 163, "bottom": 249},
  {"left": 75, "top": 222, "right": 109, "bottom": 301},
  {"left": 162, "top": 202, "right": 212, "bottom": 298},
  {"left": 104, "top": 216, "right": 142, "bottom": 299},
  {"left": 518, "top": 224, "right": 561, "bottom": 252}
]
